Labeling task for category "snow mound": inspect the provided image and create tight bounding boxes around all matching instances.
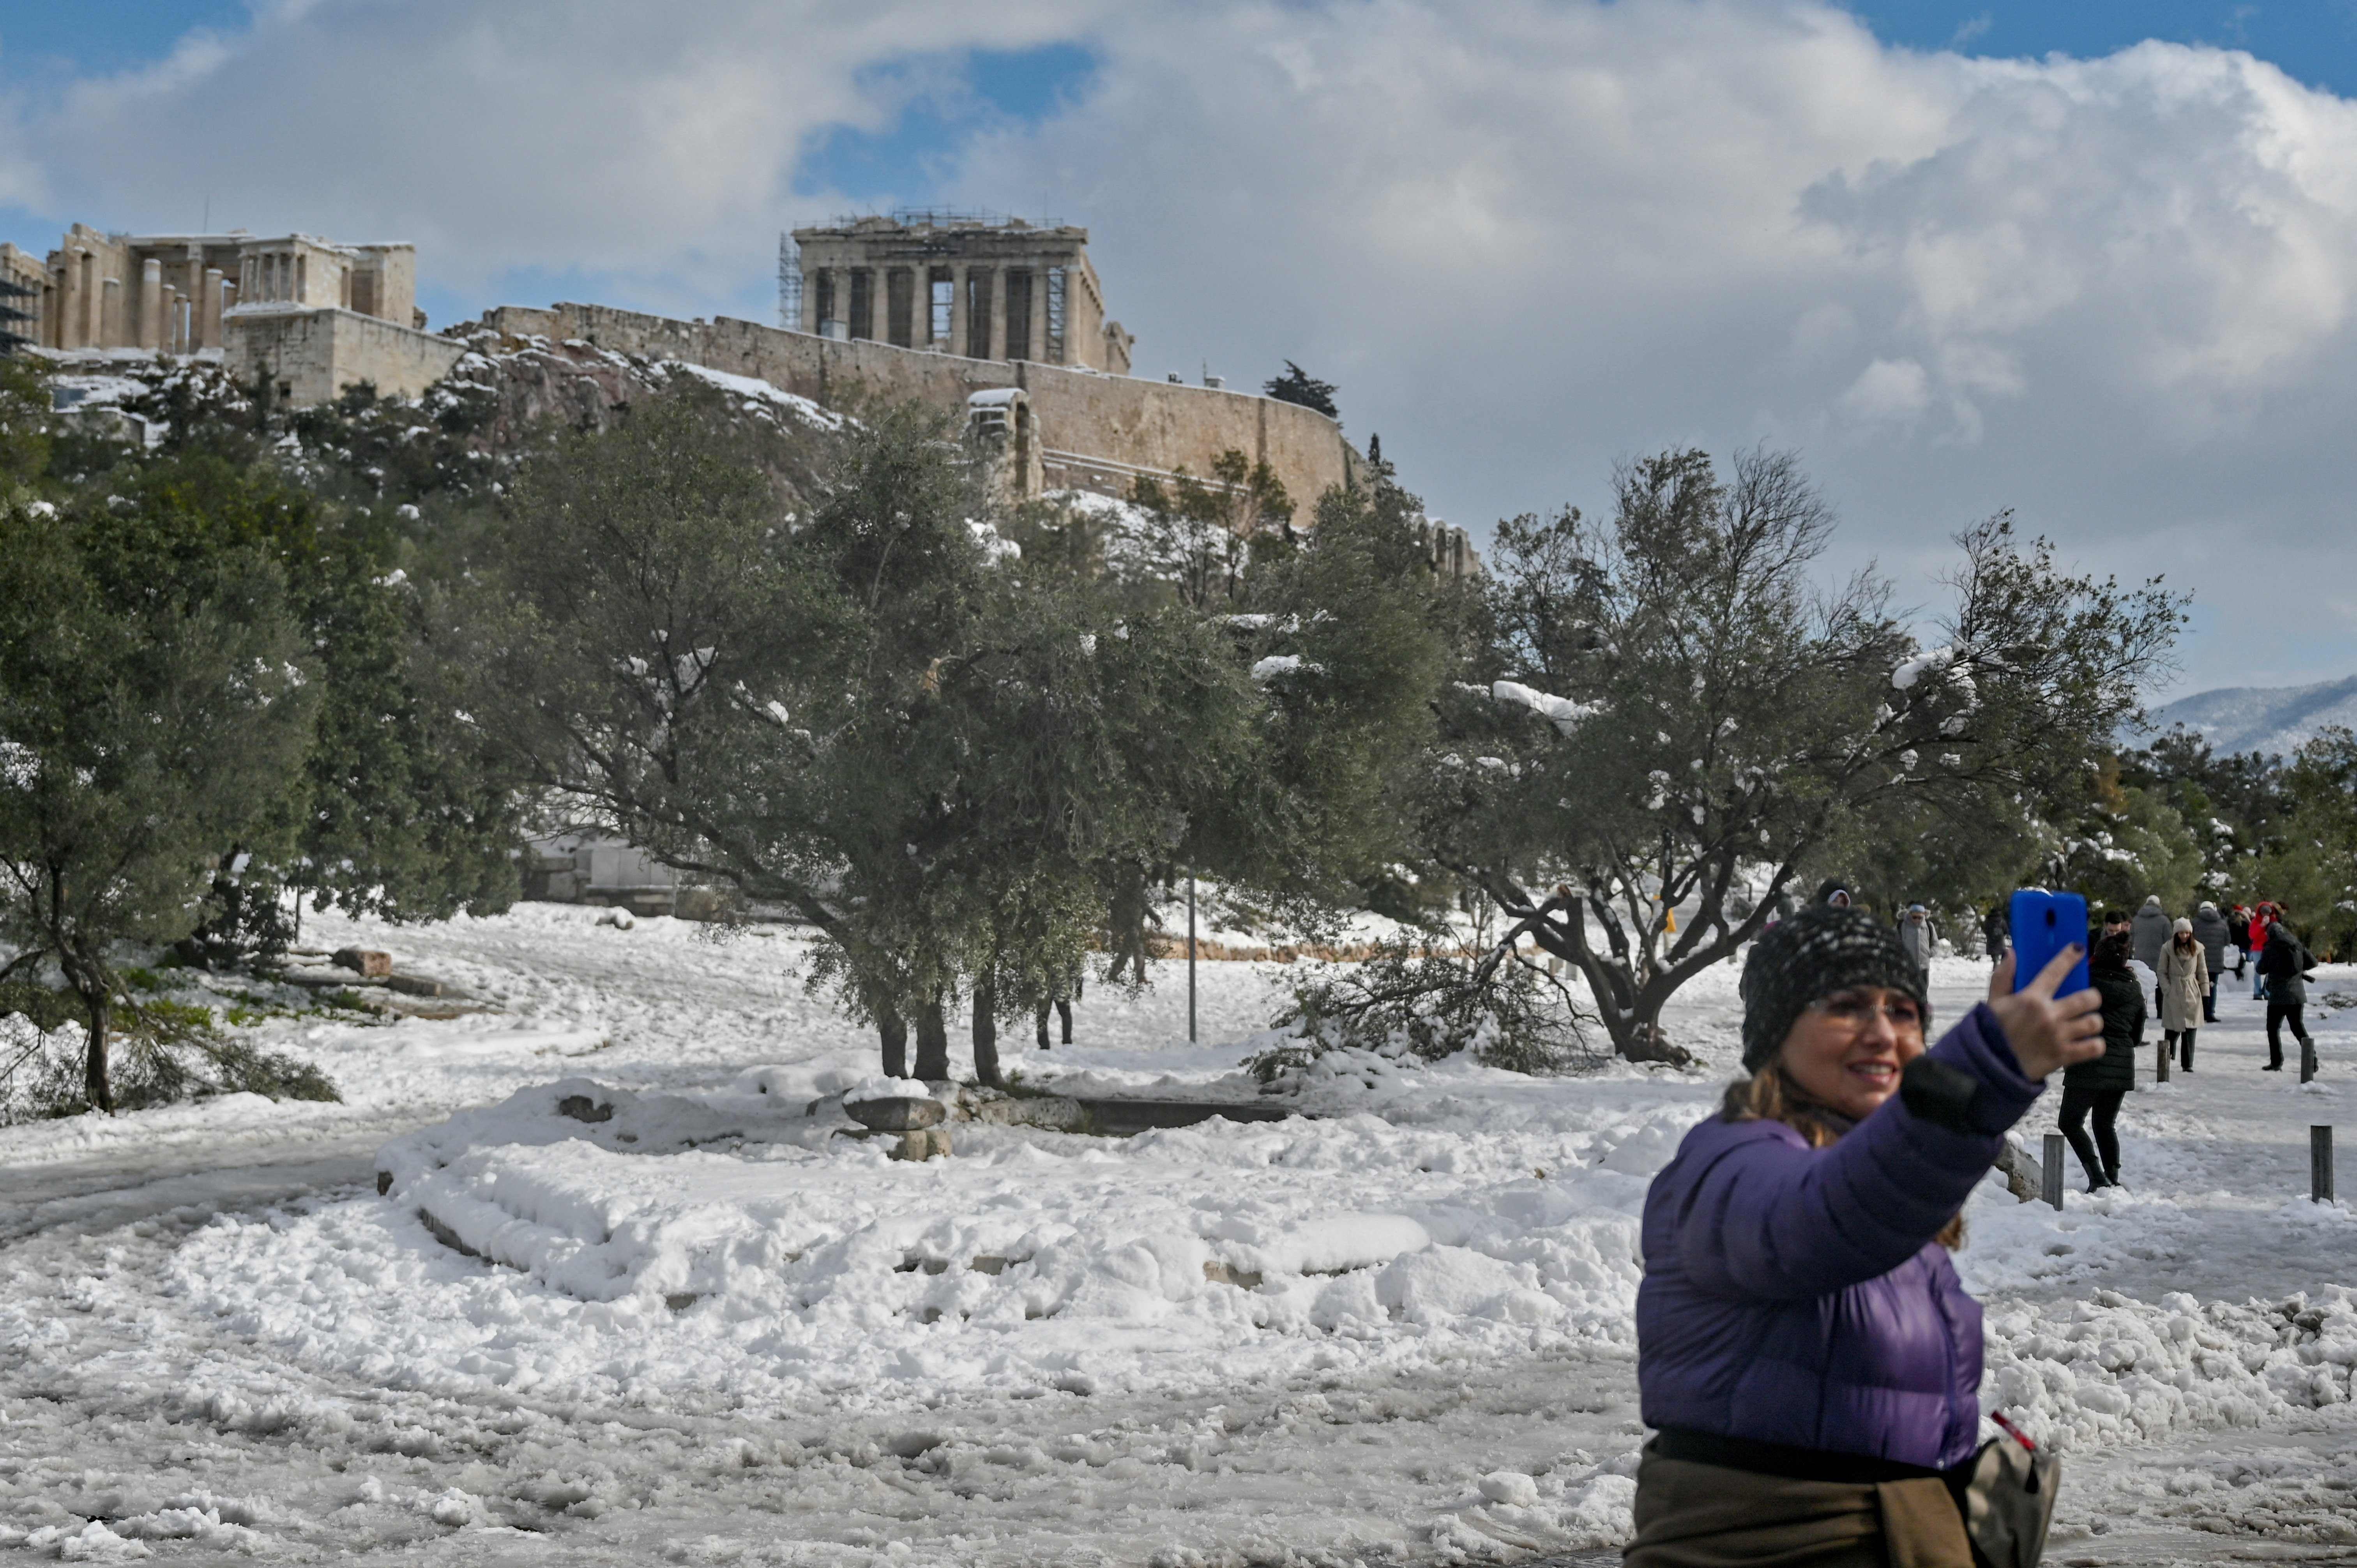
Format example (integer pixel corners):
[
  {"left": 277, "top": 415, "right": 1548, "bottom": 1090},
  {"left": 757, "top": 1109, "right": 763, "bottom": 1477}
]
[
  {"left": 373, "top": 1077, "right": 797, "bottom": 1195},
  {"left": 175, "top": 1089, "right": 1676, "bottom": 1410}
]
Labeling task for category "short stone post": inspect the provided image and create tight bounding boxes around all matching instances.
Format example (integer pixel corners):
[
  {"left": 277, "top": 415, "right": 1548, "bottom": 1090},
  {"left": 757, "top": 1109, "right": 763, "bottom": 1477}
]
[
  {"left": 2155, "top": 1035, "right": 2170, "bottom": 1084},
  {"left": 2314, "top": 1126, "right": 2335, "bottom": 1205},
  {"left": 2041, "top": 1133, "right": 2066, "bottom": 1211},
  {"left": 2301, "top": 1034, "right": 2318, "bottom": 1084}
]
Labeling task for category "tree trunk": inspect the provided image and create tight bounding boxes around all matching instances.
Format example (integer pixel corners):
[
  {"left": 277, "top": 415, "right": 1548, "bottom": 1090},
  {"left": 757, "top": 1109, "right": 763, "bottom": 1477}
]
[
  {"left": 878, "top": 1008, "right": 908, "bottom": 1078},
  {"left": 971, "top": 978, "right": 1002, "bottom": 1088},
  {"left": 79, "top": 986, "right": 113, "bottom": 1114},
  {"left": 1035, "top": 1006, "right": 1050, "bottom": 1051},
  {"left": 913, "top": 998, "right": 951, "bottom": 1082},
  {"left": 1057, "top": 996, "right": 1073, "bottom": 1045}
]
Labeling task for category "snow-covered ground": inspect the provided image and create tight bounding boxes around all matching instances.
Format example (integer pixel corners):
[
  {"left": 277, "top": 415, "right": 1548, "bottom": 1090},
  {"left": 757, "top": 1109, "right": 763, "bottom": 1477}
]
[{"left": 3, "top": 906, "right": 2354, "bottom": 1564}]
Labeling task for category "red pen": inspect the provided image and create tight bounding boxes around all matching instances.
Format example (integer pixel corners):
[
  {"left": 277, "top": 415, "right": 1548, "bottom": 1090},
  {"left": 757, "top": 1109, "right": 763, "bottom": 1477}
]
[{"left": 1990, "top": 1411, "right": 2037, "bottom": 1451}]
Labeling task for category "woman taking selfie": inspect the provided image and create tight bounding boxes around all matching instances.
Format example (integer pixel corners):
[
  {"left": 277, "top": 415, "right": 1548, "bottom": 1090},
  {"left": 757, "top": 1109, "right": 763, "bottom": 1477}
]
[{"left": 1629, "top": 905, "right": 2104, "bottom": 1566}]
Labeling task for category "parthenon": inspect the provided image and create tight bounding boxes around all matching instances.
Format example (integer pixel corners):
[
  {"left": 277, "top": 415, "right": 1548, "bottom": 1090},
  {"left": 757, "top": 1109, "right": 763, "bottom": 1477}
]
[
  {"left": 788, "top": 212, "right": 1134, "bottom": 375},
  {"left": 0, "top": 224, "right": 419, "bottom": 353}
]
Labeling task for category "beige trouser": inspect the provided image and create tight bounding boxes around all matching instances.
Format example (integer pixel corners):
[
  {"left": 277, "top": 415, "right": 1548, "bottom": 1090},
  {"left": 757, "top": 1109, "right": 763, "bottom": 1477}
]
[{"left": 1624, "top": 1452, "right": 1974, "bottom": 1568}]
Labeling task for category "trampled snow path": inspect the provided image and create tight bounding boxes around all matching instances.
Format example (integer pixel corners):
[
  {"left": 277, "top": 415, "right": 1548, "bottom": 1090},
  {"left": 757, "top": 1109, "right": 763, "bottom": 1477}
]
[{"left": 4, "top": 907, "right": 2355, "bottom": 1564}]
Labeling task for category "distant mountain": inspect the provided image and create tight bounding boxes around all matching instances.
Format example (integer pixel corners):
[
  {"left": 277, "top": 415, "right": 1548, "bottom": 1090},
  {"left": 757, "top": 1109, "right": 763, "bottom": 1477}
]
[{"left": 2143, "top": 675, "right": 2357, "bottom": 759}]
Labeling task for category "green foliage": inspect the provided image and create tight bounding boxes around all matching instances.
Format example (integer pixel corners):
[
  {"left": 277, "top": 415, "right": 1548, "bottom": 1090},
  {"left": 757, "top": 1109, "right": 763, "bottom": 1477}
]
[
  {"left": 1122, "top": 450, "right": 1295, "bottom": 610},
  {"left": 2245, "top": 728, "right": 2357, "bottom": 957},
  {"left": 0, "top": 978, "right": 80, "bottom": 1032},
  {"left": 0, "top": 984, "right": 338, "bottom": 1125},
  {"left": 0, "top": 488, "right": 319, "bottom": 1107},
  {"left": 0, "top": 355, "right": 52, "bottom": 491},
  {"left": 1263, "top": 361, "right": 1339, "bottom": 421}
]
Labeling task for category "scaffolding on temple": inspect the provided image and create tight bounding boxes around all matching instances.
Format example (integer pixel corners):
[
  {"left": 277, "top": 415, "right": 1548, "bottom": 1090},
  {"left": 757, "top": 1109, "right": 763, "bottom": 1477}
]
[
  {"left": 0, "top": 270, "right": 35, "bottom": 355},
  {"left": 776, "top": 232, "right": 802, "bottom": 332}
]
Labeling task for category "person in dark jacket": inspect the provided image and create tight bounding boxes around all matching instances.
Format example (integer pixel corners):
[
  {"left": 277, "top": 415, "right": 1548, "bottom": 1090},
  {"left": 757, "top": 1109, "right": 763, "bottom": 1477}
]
[
  {"left": 2062, "top": 931, "right": 2142, "bottom": 1190},
  {"left": 2249, "top": 902, "right": 2276, "bottom": 999},
  {"left": 1981, "top": 900, "right": 2009, "bottom": 961},
  {"left": 2257, "top": 917, "right": 2316, "bottom": 1072},
  {"left": 2191, "top": 901, "right": 2233, "bottom": 1023},
  {"left": 1631, "top": 906, "right": 2103, "bottom": 1566}
]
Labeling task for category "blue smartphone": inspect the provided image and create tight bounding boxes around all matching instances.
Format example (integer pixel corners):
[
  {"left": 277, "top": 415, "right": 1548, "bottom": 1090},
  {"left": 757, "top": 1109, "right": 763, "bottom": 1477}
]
[{"left": 2008, "top": 889, "right": 2090, "bottom": 997}]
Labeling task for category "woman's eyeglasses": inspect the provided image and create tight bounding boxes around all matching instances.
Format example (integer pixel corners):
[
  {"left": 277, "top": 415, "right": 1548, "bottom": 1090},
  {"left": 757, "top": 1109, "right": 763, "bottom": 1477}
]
[{"left": 1806, "top": 991, "right": 1924, "bottom": 1031}]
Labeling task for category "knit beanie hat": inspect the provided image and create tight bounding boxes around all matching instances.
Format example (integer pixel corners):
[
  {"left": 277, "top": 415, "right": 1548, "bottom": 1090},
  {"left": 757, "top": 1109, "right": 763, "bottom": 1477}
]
[{"left": 1741, "top": 905, "right": 1931, "bottom": 1073}]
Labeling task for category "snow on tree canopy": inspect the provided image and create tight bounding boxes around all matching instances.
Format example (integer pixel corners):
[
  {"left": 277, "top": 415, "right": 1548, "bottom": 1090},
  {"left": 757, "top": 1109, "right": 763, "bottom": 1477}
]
[
  {"left": 1892, "top": 646, "right": 1957, "bottom": 690},
  {"left": 1491, "top": 680, "right": 1597, "bottom": 736},
  {"left": 1251, "top": 655, "right": 1323, "bottom": 681}
]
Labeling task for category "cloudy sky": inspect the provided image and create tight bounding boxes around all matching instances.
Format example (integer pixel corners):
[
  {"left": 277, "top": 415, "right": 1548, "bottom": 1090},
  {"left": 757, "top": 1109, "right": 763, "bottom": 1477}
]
[{"left": 6, "top": 1, "right": 2357, "bottom": 700}]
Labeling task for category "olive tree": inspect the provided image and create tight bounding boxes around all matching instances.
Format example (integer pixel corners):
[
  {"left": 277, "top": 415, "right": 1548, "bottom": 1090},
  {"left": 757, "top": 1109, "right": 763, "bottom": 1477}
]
[
  {"left": 0, "top": 498, "right": 316, "bottom": 1109},
  {"left": 1424, "top": 449, "right": 2185, "bottom": 1063}
]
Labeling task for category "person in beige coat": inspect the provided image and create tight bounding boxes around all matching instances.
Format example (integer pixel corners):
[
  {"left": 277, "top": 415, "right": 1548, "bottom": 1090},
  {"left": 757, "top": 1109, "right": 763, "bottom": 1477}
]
[{"left": 2157, "top": 917, "right": 2210, "bottom": 1072}]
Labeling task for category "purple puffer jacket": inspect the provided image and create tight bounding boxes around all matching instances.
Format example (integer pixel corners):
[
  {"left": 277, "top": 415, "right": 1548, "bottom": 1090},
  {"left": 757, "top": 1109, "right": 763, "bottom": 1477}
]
[{"left": 1636, "top": 1003, "right": 2041, "bottom": 1471}]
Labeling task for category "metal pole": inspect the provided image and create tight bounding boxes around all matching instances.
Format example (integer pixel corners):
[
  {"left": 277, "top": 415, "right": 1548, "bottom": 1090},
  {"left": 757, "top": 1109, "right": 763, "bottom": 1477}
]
[
  {"left": 2315, "top": 1125, "right": 2336, "bottom": 1204},
  {"left": 1187, "top": 874, "right": 1198, "bottom": 1043},
  {"left": 2041, "top": 1133, "right": 2066, "bottom": 1211}
]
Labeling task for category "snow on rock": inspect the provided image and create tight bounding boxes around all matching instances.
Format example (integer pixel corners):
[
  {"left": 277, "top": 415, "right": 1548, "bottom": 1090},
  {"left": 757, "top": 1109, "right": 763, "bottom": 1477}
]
[
  {"left": 1491, "top": 680, "right": 1597, "bottom": 736},
  {"left": 840, "top": 1075, "right": 942, "bottom": 1107}
]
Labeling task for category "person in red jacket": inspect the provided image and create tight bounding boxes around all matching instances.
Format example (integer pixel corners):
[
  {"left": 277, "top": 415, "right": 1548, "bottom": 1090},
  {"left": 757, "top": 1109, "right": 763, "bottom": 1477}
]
[{"left": 2249, "top": 902, "right": 2275, "bottom": 999}]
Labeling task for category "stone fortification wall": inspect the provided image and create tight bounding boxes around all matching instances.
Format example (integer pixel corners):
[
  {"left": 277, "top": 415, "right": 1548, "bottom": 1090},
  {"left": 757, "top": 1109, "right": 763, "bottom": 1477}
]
[
  {"left": 478, "top": 303, "right": 1360, "bottom": 510},
  {"left": 227, "top": 307, "right": 466, "bottom": 406}
]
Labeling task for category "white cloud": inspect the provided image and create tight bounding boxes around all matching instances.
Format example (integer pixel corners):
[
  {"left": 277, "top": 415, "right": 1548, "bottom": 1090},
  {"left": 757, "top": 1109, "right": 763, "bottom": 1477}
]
[
  {"left": 3, "top": 0, "right": 1113, "bottom": 301},
  {"left": 1838, "top": 358, "right": 1931, "bottom": 423},
  {"left": 11, "top": 0, "right": 2357, "bottom": 691}
]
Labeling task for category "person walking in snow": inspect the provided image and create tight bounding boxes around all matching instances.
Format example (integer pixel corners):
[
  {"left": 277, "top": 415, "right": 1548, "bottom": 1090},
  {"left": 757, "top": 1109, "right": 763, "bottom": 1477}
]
[
  {"left": 1981, "top": 900, "right": 2009, "bottom": 961},
  {"left": 2191, "top": 901, "right": 2233, "bottom": 1024},
  {"left": 2249, "top": 902, "right": 2275, "bottom": 1000},
  {"left": 2060, "top": 931, "right": 2142, "bottom": 1191},
  {"left": 1630, "top": 906, "right": 2102, "bottom": 1566},
  {"left": 1896, "top": 902, "right": 1936, "bottom": 982},
  {"left": 2157, "top": 918, "right": 2209, "bottom": 1073},
  {"left": 2257, "top": 915, "right": 2317, "bottom": 1073},
  {"left": 2130, "top": 894, "right": 2171, "bottom": 1015}
]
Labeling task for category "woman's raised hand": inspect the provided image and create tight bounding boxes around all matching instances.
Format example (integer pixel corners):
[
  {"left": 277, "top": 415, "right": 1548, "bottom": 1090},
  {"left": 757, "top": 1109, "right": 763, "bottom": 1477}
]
[{"left": 1986, "top": 946, "right": 2106, "bottom": 1081}]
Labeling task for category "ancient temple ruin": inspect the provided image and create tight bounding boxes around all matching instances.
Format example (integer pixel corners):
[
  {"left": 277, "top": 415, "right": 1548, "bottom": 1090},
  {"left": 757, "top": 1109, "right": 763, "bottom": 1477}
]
[
  {"left": 786, "top": 212, "right": 1133, "bottom": 374},
  {"left": 0, "top": 225, "right": 419, "bottom": 353}
]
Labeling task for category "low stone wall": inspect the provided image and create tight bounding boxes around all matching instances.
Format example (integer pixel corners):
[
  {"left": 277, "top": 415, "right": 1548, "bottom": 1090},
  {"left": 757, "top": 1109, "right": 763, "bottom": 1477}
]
[
  {"left": 475, "top": 302, "right": 1362, "bottom": 511},
  {"left": 224, "top": 306, "right": 467, "bottom": 405}
]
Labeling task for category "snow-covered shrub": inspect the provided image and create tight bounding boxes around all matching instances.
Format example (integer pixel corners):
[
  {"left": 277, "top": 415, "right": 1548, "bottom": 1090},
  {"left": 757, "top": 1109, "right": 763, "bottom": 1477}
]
[
  {"left": 0, "top": 991, "right": 337, "bottom": 1125},
  {"left": 1258, "top": 938, "right": 1595, "bottom": 1078}
]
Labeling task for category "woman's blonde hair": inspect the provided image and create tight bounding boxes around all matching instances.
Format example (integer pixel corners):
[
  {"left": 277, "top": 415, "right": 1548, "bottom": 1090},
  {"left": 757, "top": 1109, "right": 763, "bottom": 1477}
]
[{"left": 1721, "top": 1065, "right": 1966, "bottom": 1251}]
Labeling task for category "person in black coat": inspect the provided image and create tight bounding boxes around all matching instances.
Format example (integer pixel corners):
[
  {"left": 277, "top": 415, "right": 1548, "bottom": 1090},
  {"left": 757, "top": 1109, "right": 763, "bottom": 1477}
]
[
  {"left": 1981, "top": 900, "right": 2009, "bottom": 961},
  {"left": 2256, "top": 918, "right": 2317, "bottom": 1072},
  {"left": 2061, "top": 930, "right": 2143, "bottom": 1190}
]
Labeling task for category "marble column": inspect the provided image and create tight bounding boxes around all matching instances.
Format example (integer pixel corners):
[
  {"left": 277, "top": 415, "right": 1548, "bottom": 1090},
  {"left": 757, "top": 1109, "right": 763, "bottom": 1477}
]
[
  {"left": 184, "top": 249, "right": 206, "bottom": 345},
  {"left": 988, "top": 266, "right": 1009, "bottom": 362},
  {"left": 81, "top": 252, "right": 101, "bottom": 348},
  {"left": 100, "top": 277, "right": 122, "bottom": 347},
  {"left": 203, "top": 268, "right": 224, "bottom": 344},
  {"left": 139, "top": 259, "right": 163, "bottom": 350},
  {"left": 947, "top": 265, "right": 968, "bottom": 357}
]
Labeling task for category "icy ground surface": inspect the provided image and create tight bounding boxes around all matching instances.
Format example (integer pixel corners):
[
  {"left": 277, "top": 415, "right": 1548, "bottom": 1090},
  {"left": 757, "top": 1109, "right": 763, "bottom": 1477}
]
[{"left": 3, "top": 905, "right": 2355, "bottom": 1565}]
